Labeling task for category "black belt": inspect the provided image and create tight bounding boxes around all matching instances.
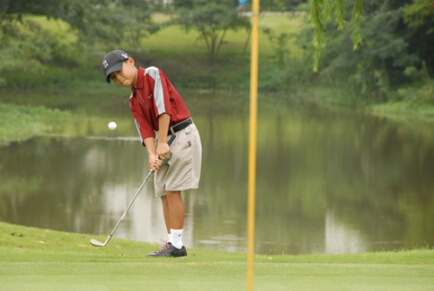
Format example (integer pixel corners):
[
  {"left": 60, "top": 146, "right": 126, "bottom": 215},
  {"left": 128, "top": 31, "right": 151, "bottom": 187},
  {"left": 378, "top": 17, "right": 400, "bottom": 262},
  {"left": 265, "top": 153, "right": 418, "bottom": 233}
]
[{"left": 168, "top": 118, "right": 193, "bottom": 135}]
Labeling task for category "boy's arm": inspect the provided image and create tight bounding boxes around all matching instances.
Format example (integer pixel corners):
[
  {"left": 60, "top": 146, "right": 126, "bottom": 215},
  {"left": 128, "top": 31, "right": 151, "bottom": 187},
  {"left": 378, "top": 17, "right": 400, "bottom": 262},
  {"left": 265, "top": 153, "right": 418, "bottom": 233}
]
[
  {"left": 157, "top": 113, "right": 171, "bottom": 160},
  {"left": 144, "top": 114, "right": 170, "bottom": 171},
  {"left": 130, "top": 97, "right": 155, "bottom": 144},
  {"left": 144, "top": 137, "right": 161, "bottom": 172}
]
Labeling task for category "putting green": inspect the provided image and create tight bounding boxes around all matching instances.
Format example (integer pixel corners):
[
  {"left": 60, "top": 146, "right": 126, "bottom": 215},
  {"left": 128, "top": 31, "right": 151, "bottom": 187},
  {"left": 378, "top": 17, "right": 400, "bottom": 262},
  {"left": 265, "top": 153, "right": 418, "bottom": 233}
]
[{"left": 1, "top": 222, "right": 433, "bottom": 291}]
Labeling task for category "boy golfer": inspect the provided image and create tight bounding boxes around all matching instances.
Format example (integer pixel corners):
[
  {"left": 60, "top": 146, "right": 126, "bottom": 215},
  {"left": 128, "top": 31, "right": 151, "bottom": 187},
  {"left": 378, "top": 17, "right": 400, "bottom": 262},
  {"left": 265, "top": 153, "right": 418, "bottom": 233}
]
[{"left": 101, "top": 50, "right": 202, "bottom": 257}]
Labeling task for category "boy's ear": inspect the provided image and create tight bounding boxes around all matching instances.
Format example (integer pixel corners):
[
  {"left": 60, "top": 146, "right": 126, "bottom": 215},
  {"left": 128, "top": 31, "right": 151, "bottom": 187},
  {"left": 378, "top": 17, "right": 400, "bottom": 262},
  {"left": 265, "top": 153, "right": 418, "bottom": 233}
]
[{"left": 127, "top": 57, "right": 135, "bottom": 67}]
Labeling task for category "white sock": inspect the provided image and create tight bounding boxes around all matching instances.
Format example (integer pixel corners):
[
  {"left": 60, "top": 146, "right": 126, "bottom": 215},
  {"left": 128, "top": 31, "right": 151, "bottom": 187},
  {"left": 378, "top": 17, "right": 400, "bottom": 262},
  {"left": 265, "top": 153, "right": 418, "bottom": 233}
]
[
  {"left": 167, "top": 232, "right": 172, "bottom": 243},
  {"left": 170, "top": 228, "right": 183, "bottom": 249}
]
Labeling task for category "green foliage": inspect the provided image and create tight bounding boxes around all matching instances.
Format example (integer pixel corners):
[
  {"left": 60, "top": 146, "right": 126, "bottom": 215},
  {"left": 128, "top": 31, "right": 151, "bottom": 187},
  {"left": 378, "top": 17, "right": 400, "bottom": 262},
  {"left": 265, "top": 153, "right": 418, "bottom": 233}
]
[
  {"left": 404, "top": 0, "right": 434, "bottom": 32},
  {"left": 0, "top": 0, "right": 159, "bottom": 86},
  {"left": 351, "top": 0, "right": 363, "bottom": 49},
  {"left": 399, "top": 77, "right": 434, "bottom": 106},
  {"left": 262, "top": 28, "right": 291, "bottom": 68},
  {"left": 402, "top": 0, "right": 434, "bottom": 73},
  {"left": 404, "top": 61, "right": 430, "bottom": 82},
  {"left": 0, "top": 17, "right": 79, "bottom": 86},
  {"left": 308, "top": 0, "right": 364, "bottom": 71},
  {"left": 56, "top": 0, "right": 158, "bottom": 46},
  {"left": 0, "top": 0, "right": 158, "bottom": 45},
  {"left": 308, "top": 0, "right": 423, "bottom": 102},
  {"left": 0, "top": 0, "right": 59, "bottom": 23}
]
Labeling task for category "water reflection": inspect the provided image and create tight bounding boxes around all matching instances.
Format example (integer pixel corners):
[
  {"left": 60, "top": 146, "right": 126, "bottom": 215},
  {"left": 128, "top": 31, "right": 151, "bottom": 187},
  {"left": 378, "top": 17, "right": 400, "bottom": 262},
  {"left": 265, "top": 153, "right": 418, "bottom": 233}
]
[{"left": 1, "top": 109, "right": 434, "bottom": 255}]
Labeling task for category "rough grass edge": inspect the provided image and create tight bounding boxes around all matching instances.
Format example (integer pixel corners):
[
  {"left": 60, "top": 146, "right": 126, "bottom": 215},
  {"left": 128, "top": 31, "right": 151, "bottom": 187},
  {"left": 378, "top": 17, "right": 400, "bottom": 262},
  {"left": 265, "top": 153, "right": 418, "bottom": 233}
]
[{"left": 1, "top": 221, "right": 433, "bottom": 265}]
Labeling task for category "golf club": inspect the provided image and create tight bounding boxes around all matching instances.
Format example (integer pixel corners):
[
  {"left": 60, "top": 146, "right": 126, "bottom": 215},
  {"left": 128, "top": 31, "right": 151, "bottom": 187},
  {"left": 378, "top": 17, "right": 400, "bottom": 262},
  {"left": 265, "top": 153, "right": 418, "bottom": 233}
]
[{"left": 91, "top": 134, "right": 176, "bottom": 247}]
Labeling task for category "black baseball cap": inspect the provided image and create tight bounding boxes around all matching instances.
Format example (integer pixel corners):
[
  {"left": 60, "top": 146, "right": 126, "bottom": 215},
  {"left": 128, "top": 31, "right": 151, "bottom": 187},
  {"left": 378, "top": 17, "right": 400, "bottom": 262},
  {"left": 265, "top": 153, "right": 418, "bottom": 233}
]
[{"left": 102, "top": 50, "right": 130, "bottom": 83}]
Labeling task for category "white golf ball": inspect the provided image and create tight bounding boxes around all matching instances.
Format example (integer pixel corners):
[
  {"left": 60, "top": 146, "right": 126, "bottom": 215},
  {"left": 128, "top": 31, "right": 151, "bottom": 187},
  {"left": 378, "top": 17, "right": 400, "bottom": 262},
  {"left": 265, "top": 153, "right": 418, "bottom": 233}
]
[{"left": 108, "top": 121, "right": 117, "bottom": 130}]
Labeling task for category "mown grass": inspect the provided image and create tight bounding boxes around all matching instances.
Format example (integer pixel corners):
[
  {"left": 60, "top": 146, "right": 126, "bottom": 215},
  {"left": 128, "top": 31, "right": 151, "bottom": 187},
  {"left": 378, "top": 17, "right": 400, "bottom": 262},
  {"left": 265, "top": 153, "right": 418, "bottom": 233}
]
[{"left": 1, "top": 221, "right": 433, "bottom": 291}]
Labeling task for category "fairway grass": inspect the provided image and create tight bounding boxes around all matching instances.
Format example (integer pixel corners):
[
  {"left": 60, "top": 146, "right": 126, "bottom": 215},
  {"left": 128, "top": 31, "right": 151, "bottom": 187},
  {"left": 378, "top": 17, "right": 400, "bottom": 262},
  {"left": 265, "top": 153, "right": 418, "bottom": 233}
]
[{"left": 1, "top": 222, "right": 433, "bottom": 291}]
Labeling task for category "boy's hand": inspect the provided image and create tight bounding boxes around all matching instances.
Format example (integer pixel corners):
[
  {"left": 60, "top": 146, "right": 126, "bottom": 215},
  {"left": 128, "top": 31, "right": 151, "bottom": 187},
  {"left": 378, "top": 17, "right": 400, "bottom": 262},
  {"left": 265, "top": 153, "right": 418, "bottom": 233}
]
[
  {"left": 149, "top": 153, "right": 162, "bottom": 172},
  {"left": 157, "top": 142, "right": 170, "bottom": 160}
]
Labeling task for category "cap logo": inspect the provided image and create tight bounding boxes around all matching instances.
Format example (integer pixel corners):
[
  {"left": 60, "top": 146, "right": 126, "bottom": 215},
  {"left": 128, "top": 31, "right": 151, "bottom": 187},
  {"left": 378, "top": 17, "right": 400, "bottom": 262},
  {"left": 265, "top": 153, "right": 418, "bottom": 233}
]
[
  {"left": 121, "top": 53, "right": 128, "bottom": 59},
  {"left": 103, "top": 60, "right": 109, "bottom": 69}
]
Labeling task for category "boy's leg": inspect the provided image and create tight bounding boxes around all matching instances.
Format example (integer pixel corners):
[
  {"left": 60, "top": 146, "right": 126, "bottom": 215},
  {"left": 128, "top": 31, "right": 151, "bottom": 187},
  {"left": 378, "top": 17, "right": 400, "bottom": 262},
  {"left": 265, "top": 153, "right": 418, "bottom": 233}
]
[
  {"left": 165, "top": 191, "right": 185, "bottom": 229},
  {"left": 161, "top": 191, "right": 185, "bottom": 231},
  {"left": 161, "top": 195, "right": 171, "bottom": 233},
  {"left": 146, "top": 191, "right": 186, "bottom": 257},
  {"left": 162, "top": 191, "right": 185, "bottom": 249}
]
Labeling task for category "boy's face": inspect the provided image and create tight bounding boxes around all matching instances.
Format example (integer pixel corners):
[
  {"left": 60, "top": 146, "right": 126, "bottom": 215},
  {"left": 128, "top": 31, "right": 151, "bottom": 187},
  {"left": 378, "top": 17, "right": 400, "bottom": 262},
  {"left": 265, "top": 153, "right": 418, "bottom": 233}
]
[{"left": 109, "top": 58, "right": 138, "bottom": 87}]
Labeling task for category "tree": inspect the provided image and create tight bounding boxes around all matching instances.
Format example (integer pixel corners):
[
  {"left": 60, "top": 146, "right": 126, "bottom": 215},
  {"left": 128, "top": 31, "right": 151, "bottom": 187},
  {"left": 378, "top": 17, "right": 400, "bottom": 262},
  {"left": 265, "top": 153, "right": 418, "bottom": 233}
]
[
  {"left": 0, "top": 0, "right": 65, "bottom": 85},
  {"left": 0, "top": 0, "right": 158, "bottom": 85},
  {"left": 310, "top": 0, "right": 423, "bottom": 101},
  {"left": 404, "top": 0, "right": 434, "bottom": 29},
  {"left": 308, "top": 0, "right": 364, "bottom": 71},
  {"left": 1, "top": 0, "right": 158, "bottom": 45},
  {"left": 175, "top": 0, "right": 250, "bottom": 65},
  {"left": 403, "top": 0, "right": 434, "bottom": 71}
]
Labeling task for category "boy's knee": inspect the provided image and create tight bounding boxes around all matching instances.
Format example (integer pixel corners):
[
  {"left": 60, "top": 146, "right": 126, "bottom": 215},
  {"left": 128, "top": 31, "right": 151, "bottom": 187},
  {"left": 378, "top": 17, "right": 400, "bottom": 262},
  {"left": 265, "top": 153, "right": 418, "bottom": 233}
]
[{"left": 166, "top": 190, "right": 181, "bottom": 197}]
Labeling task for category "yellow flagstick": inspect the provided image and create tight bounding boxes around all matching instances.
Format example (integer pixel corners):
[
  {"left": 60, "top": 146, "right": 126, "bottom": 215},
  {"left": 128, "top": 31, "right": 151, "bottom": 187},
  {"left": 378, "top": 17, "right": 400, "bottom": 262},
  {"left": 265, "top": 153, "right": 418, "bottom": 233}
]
[{"left": 247, "top": 0, "right": 260, "bottom": 290}]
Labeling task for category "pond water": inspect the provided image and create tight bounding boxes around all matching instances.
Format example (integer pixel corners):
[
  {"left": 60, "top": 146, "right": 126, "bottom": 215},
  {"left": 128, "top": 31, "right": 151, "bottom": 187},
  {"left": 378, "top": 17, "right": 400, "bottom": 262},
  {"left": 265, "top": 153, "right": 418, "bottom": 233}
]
[{"left": 1, "top": 97, "right": 434, "bottom": 255}]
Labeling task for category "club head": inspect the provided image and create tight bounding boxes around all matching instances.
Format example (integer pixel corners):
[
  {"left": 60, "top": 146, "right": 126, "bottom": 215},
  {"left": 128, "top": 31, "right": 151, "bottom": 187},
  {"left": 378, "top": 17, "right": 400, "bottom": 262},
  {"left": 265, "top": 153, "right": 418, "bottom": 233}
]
[{"left": 90, "top": 239, "right": 106, "bottom": 247}]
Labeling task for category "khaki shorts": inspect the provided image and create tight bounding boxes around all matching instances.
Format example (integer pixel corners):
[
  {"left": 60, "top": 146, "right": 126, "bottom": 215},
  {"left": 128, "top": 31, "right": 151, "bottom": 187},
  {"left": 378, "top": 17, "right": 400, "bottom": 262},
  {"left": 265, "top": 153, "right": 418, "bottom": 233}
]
[{"left": 154, "top": 123, "right": 202, "bottom": 197}]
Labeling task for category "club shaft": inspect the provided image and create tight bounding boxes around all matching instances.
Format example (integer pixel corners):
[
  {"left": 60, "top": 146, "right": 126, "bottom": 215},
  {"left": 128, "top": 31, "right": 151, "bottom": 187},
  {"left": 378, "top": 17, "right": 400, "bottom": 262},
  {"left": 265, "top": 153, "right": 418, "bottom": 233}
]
[
  {"left": 105, "top": 170, "right": 153, "bottom": 241},
  {"left": 93, "top": 134, "right": 177, "bottom": 246}
]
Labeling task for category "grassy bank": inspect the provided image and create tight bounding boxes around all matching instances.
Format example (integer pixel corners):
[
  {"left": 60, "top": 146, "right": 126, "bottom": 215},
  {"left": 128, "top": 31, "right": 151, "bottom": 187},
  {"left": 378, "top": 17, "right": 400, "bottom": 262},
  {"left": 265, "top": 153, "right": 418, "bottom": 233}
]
[
  {"left": 0, "top": 85, "right": 307, "bottom": 146},
  {"left": 0, "top": 103, "right": 72, "bottom": 146},
  {"left": 1, "top": 222, "right": 433, "bottom": 291},
  {"left": 2, "top": 84, "right": 434, "bottom": 148}
]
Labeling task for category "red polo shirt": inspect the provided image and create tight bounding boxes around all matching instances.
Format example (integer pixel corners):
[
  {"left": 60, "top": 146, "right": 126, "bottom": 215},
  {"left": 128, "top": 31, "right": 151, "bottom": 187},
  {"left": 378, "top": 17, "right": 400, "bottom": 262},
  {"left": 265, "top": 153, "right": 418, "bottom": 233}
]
[{"left": 129, "top": 67, "right": 190, "bottom": 143}]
